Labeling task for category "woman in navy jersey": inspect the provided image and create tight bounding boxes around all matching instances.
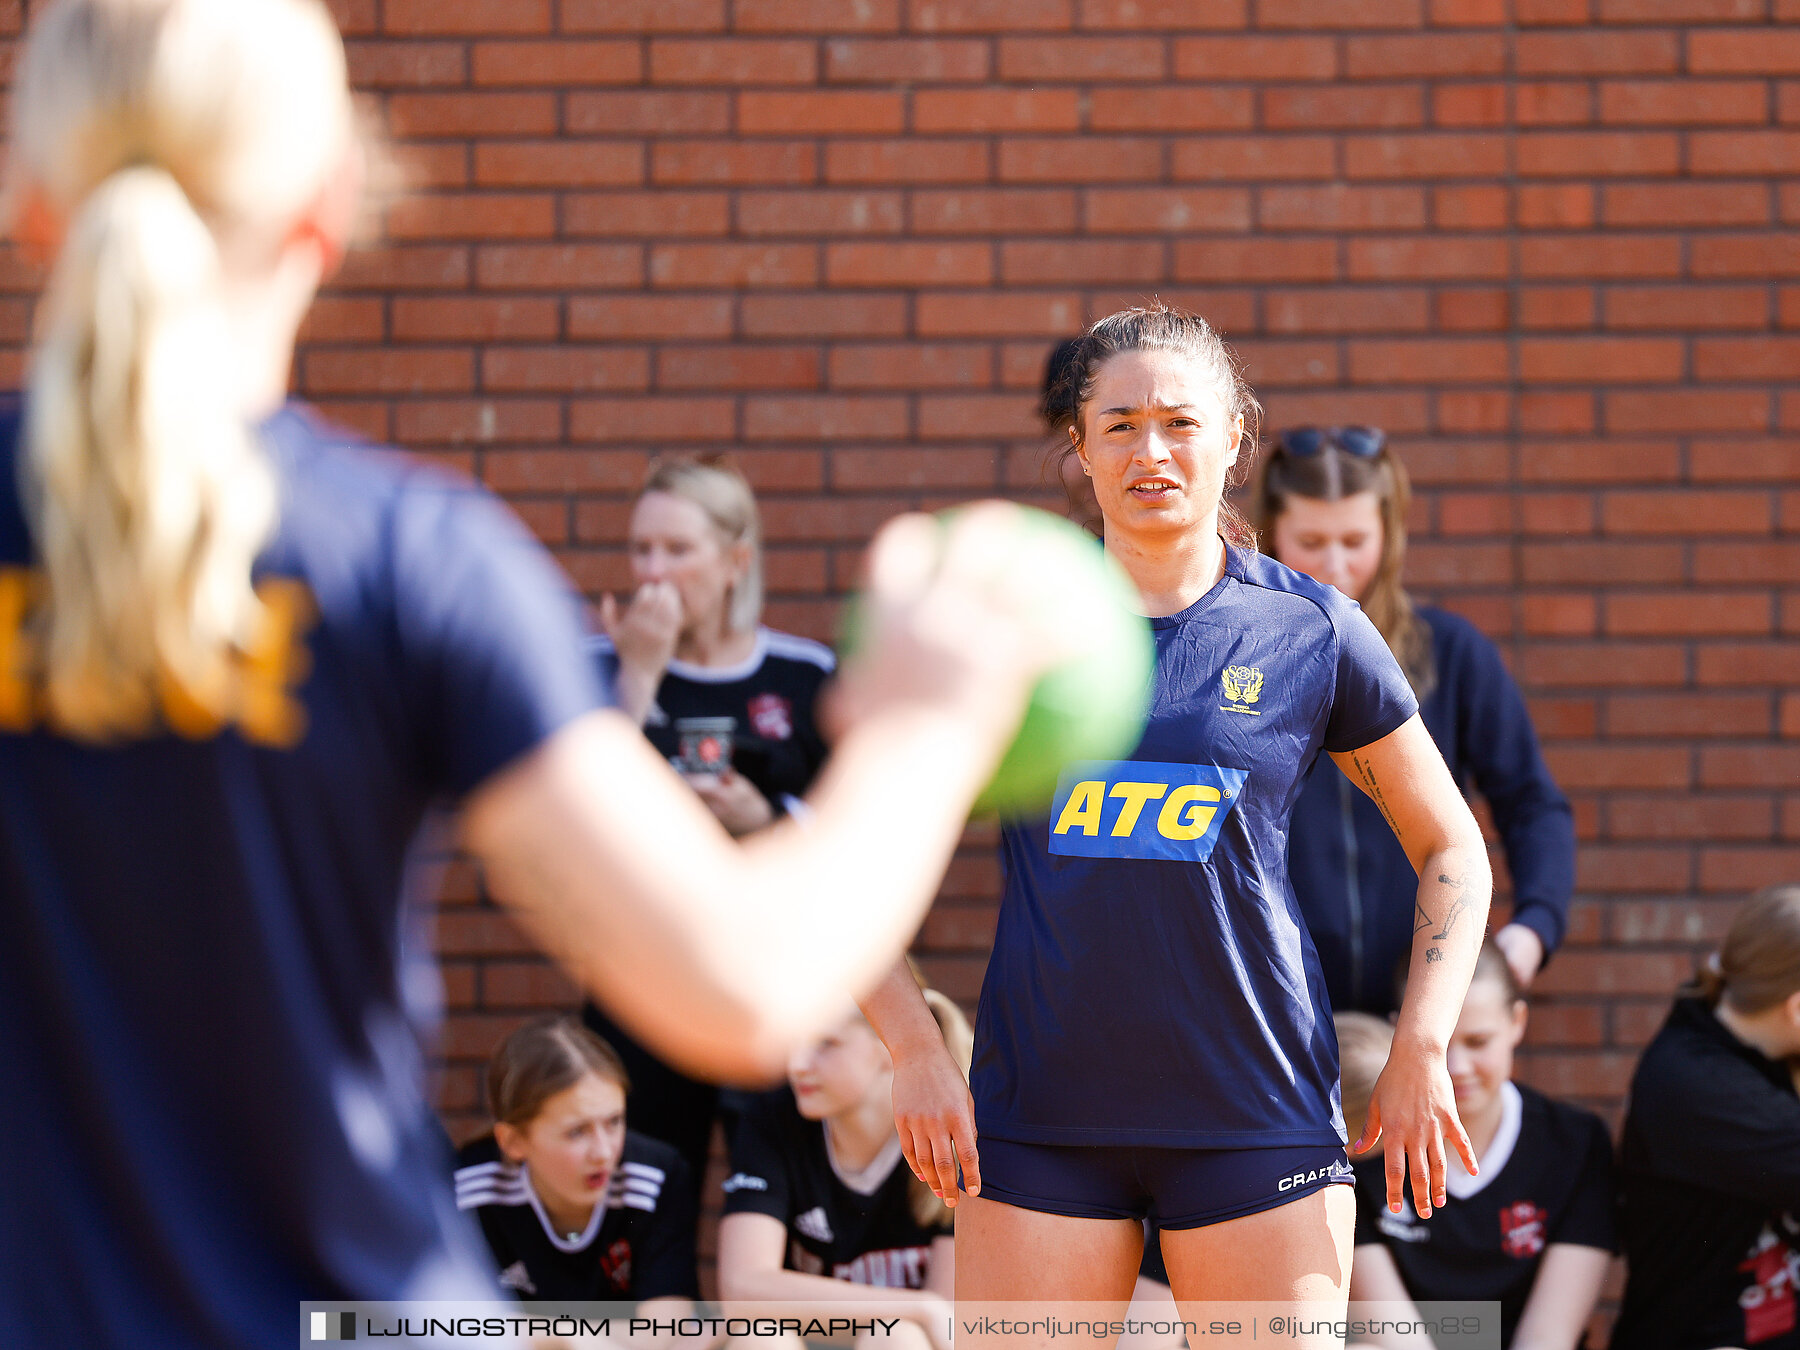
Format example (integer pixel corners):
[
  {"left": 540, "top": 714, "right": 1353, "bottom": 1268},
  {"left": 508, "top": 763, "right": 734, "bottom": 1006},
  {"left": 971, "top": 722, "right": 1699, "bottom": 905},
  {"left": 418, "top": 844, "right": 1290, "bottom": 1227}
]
[
  {"left": 865, "top": 305, "right": 1493, "bottom": 1342},
  {"left": 1347, "top": 941, "right": 1615, "bottom": 1350},
  {"left": 0, "top": 4, "right": 1060, "bottom": 1347},
  {"left": 717, "top": 979, "right": 970, "bottom": 1350},
  {"left": 586, "top": 457, "right": 838, "bottom": 1191},
  {"left": 1614, "top": 884, "right": 1800, "bottom": 1350},
  {"left": 1252, "top": 430, "right": 1575, "bottom": 1011}
]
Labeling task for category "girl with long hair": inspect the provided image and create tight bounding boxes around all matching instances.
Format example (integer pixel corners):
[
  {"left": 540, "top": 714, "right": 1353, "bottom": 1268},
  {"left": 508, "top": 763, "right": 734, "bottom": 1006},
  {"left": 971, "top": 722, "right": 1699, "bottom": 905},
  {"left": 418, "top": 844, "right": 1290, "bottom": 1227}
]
[
  {"left": 1251, "top": 429, "right": 1575, "bottom": 1011},
  {"left": 719, "top": 979, "right": 972, "bottom": 1350},
  {"left": 1614, "top": 884, "right": 1800, "bottom": 1350},
  {"left": 0, "top": 3, "right": 1061, "bottom": 1344}
]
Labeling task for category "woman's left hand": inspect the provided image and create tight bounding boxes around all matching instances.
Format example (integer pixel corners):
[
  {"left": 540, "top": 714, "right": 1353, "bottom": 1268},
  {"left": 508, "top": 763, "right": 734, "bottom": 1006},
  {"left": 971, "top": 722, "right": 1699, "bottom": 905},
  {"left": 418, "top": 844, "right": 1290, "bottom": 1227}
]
[
  {"left": 1493, "top": 922, "right": 1546, "bottom": 989},
  {"left": 683, "top": 768, "right": 776, "bottom": 837},
  {"left": 1358, "top": 1032, "right": 1476, "bottom": 1220}
]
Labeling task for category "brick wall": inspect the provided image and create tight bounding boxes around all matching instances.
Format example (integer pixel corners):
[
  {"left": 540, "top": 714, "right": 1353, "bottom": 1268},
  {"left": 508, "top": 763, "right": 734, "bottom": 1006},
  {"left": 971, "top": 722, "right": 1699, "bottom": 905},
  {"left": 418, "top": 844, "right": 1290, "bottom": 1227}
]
[{"left": 278, "top": 1, "right": 1800, "bottom": 1153}]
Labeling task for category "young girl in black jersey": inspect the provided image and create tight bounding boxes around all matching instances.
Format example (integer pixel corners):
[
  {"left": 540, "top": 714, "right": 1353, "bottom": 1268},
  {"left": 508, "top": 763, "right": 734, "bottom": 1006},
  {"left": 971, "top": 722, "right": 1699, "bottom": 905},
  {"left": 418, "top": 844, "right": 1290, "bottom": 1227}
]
[
  {"left": 718, "top": 981, "right": 971, "bottom": 1350},
  {"left": 1614, "top": 883, "right": 1800, "bottom": 1350},
  {"left": 454, "top": 1018, "right": 697, "bottom": 1304},
  {"left": 1348, "top": 941, "right": 1615, "bottom": 1350}
]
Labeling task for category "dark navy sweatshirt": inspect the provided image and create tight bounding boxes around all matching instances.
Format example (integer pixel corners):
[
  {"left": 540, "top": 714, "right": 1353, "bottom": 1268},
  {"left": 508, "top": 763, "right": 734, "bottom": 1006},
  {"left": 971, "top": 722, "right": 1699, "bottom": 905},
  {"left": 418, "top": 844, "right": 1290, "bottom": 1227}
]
[{"left": 1287, "top": 605, "right": 1574, "bottom": 1016}]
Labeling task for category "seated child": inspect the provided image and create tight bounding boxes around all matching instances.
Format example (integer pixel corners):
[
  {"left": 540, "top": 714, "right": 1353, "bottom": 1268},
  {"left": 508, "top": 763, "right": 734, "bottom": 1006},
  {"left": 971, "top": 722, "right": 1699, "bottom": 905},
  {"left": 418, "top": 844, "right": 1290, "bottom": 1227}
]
[
  {"left": 455, "top": 1017, "right": 698, "bottom": 1302},
  {"left": 717, "top": 981, "right": 970, "bottom": 1350},
  {"left": 1348, "top": 941, "right": 1615, "bottom": 1350}
]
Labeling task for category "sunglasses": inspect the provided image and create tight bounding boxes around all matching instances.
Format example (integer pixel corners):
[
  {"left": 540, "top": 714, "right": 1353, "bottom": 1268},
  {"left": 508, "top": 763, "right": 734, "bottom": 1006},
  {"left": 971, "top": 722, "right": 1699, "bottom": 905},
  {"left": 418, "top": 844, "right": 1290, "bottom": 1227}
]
[{"left": 1276, "top": 425, "right": 1387, "bottom": 459}]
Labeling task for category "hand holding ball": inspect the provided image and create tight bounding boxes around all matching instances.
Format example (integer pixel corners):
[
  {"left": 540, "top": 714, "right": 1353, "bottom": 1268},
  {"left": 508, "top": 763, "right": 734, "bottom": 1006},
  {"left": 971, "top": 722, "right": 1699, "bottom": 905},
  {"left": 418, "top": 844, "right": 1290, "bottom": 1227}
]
[{"left": 842, "top": 504, "right": 1152, "bottom": 817}]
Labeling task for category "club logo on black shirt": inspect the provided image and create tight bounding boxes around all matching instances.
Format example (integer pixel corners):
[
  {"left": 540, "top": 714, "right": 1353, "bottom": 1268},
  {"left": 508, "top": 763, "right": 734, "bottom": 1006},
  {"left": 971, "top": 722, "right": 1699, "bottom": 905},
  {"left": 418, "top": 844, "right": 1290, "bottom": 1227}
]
[
  {"left": 1738, "top": 1222, "right": 1800, "bottom": 1345},
  {"left": 748, "top": 693, "right": 793, "bottom": 740},
  {"left": 1499, "top": 1202, "right": 1547, "bottom": 1259}
]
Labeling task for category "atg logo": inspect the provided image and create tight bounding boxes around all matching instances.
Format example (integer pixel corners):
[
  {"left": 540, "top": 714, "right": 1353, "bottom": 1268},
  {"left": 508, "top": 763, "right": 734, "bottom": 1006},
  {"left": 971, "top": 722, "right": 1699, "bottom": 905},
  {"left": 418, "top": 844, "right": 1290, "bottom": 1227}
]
[{"left": 1048, "top": 760, "right": 1249, "bottom": 863}]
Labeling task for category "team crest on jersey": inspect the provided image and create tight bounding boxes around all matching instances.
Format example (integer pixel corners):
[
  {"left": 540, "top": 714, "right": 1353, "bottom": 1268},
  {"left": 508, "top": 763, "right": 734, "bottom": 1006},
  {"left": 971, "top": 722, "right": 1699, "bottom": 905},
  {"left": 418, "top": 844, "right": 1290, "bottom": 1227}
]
[
  {"left": 1048, "top": 760, "right": 1249, "bottom": 863},
  {"left": 1499, "top": 1201, "right": 1547, "bottom": 1259},
  {"left": 748, "top": 692, "right": 793, "bottom": 740},
  {"left": 600, "top": 1238, "right": 633, "bottom": 1291},
  {"left": 1220, "top": 665, "right": 1264, "bottom": 716}
]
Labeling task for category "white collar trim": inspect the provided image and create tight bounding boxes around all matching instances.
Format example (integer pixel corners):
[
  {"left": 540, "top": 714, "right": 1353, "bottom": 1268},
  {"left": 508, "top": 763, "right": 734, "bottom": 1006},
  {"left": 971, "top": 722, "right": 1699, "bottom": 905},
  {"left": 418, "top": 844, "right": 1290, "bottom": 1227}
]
[
  {"left": 523, "top": 1163, "right": 605, "bottom": 1253},
  {"left": 666, "top": 629, "right": 768, "bottom": 684},
  {"left": 823, "top": 1125, "right": 905, "bottom": 1197},
  {"left": 1446, "top": 1081, "right": 1521, "bottom": 1201}
]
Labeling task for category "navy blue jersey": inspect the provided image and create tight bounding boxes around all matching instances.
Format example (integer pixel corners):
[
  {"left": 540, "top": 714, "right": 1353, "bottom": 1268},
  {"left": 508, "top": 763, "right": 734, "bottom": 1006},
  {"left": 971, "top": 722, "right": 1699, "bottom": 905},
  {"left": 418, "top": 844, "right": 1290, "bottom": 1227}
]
[
  {"left": 0, "top": 402, "right": 605, "bottom": 1349},
  {"left": 972, "top": 546, "right": 1417, "bottom": 1147}
]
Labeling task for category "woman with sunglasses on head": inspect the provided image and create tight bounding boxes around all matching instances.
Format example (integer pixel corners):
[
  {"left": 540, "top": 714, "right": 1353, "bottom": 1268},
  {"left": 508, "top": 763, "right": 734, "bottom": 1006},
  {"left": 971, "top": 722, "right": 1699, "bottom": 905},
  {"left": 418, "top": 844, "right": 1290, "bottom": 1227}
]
[
  {"left": 1251, "top": 427, "right": 1575, "bottom": 1014},
  {"left": 861, "top": 306, "right": 1493, "bottom": 1347}
]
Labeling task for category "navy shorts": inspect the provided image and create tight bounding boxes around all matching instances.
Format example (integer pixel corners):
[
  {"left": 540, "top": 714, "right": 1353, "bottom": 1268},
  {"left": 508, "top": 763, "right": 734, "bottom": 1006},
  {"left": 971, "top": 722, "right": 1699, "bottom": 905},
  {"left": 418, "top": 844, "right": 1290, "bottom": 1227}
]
[{"left": 979, "top": 1138, "right": 1353, "bottom": 1234}]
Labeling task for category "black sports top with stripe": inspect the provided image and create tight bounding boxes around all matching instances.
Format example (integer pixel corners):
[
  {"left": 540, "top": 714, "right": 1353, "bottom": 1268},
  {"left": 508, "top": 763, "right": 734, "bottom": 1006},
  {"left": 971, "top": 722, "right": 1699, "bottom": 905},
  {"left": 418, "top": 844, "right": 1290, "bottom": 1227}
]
[{"left": 455, "top": 1131, "right": 698, "bottom": 1301}]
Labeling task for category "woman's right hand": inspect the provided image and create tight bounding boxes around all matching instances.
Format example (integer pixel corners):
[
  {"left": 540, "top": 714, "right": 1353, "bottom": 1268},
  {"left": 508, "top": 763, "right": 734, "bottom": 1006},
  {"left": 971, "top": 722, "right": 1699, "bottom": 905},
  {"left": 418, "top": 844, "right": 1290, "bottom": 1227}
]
[
  {"left": 892, "top": 1035, "right": 981, "bottom": 1207},
  {"left": 833, "top": 505, "right": 1077, "bottom": 749},
  {"left": 599, "top": 581, "right": 682, "bottom": 724},
  {"left": 599, "top": 580, "right": 682, "bottom": 675}
]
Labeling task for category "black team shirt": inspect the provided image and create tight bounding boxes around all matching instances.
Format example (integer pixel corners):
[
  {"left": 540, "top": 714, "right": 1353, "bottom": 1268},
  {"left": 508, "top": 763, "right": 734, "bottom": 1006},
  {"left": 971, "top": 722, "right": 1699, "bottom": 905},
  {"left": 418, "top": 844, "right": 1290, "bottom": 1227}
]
[
  {"left": 1353, "top": 1082, "right": 1615, "bottom": 1349},
  {"left": 1615, "top": 998, "right": 1800, "bottom": 1350},
  {"left": 592, "top": 630, "right": 833, "bottom": 818},
  {"left": 722, "top": 1090, "right": 949, "bottom": 1288},
  {"left": 454, "top": 1131, "right": 698, "bottom": 1301}
]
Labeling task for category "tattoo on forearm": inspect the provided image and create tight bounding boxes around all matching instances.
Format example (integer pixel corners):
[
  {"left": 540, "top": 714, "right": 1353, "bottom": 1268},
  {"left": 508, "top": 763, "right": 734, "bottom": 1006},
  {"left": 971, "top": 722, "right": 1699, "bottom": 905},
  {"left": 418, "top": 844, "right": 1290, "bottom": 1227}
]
[
  {"left": 1351, "top": 752, "right": 1404, "bottom": 842},
  {"left": 1432, "top": 873, "right": 1470, "bottom": 941},
  {"left": 1413, "top": 899, "right": 1433, "bottom": 934},
  {"left": 1426, "top": 947, "right": 1443, "bottom": 963}
]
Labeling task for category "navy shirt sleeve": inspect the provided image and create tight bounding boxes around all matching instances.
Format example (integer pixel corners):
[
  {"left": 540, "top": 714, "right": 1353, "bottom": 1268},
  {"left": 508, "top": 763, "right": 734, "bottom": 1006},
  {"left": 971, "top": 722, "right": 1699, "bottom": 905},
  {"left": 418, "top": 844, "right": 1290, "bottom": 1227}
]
[
  {"left": 1324, "top": 602, "right": 1421, "bottom": 755},
  {"left": 1440, "top": 618, "right": 1575, "bottom": 954},
  {"left": 721, "top": 1104, "right": 792, "bottom": 1223},
  {"left": 391, "top": 476, "right": 607, "bottom": 800},
  {"left": 1551, "top": 1114, "right": 1619, "bottom": 1253}
]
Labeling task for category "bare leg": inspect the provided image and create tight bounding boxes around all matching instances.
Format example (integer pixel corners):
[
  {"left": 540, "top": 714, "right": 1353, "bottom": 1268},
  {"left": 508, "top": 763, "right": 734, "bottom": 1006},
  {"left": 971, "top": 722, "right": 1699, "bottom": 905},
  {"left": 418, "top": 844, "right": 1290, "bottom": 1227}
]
[
  {"left": 1117, "top": 1274, "right": 1187, "bottom": 1350},
  {"left": 955, "top": 1194, "right": 1144, "bottom": 1350},
  {"left": 1159, "top": 1186, "right": 1354, "bottom": 1350}
]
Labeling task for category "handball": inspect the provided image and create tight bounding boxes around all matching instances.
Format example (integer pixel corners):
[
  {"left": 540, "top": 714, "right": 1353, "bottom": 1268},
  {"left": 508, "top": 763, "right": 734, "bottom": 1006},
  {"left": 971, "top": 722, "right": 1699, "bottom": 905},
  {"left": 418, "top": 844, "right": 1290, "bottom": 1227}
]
[{"left": 848, "top": 505, "right": 1154, "bottom": 818}]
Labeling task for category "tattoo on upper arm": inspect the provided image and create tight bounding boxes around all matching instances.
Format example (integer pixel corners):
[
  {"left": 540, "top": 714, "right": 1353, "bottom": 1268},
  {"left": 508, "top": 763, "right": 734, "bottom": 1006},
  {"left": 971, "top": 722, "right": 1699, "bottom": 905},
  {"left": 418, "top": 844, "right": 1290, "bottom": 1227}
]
[{"left": 1350, "top": 751, "right": 1404, "bottom": 844}]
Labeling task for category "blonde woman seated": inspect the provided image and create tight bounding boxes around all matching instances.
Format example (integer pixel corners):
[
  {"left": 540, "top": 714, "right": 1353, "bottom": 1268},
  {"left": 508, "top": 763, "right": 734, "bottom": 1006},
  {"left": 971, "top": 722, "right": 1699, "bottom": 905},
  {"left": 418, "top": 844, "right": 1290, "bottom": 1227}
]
[{"left": 718, "top": 978, "right": 970, "bottom": 1350}]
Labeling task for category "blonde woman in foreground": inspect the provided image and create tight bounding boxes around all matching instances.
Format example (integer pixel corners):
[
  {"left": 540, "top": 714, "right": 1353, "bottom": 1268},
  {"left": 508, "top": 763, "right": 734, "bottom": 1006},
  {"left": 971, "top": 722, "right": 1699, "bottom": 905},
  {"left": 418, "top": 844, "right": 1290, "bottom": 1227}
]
[{"left": 0, "top": 2, "right": 1063, "bottom": 1346}]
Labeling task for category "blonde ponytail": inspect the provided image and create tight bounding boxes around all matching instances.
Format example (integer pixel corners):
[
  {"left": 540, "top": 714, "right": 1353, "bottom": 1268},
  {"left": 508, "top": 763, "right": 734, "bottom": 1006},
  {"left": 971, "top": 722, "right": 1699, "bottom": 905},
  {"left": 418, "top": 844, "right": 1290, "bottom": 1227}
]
[
  {"left": 9, "top": 0, "right": 352, "bottom": 741},
  {"left": 27, "top": 165, "right": 275, "bottom": 738}
]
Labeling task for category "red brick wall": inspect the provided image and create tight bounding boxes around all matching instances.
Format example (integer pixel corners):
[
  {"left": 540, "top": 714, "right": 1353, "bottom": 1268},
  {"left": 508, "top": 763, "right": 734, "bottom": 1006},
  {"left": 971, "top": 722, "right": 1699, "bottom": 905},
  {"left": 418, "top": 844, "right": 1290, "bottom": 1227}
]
[{"left": 284, "top": 1, "right": 1800, "bottom": 1145}]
